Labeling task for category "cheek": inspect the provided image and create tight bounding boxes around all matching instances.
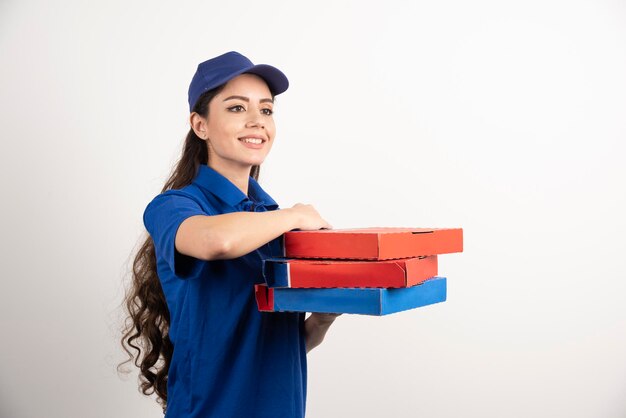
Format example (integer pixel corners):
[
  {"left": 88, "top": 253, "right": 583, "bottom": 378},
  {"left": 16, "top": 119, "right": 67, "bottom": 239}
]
[
  {"left": 266, "top": 119, "right": 276, "bottom": 139},
  {"left": 206, "top": 109, "right": 237, "bottom": 138},
  {"left": 209, "top": 121, "right": 238, "bottom": 145}
]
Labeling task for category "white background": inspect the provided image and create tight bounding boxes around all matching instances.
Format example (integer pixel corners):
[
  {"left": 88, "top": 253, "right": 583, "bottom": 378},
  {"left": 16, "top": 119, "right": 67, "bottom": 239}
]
[{"left": 1, "top": 0, "right": 625, "bottom": 417}]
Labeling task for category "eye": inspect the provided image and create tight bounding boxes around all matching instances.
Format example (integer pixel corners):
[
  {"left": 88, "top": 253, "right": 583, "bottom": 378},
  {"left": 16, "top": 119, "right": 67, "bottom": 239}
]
[
  {"left": 227, "top": 105, "right": 245, "bottom": 112},
  {"left": 261, "top": 108, "right": 273, "bottom": 116}
]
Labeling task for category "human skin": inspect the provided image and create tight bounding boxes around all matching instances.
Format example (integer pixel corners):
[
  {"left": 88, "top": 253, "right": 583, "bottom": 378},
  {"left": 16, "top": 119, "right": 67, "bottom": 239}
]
[
  {"left": 197, "top": 73, "right": 276, "bottom": 193},
  {"left": 178, "top": 73, "right": 339, "bottom": 352}
]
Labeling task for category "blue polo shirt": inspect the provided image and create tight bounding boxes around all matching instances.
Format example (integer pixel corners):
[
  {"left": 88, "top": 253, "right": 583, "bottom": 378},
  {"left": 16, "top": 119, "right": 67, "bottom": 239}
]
[{"left": 143, "top": 165, "right": 307, "bottom": 418}]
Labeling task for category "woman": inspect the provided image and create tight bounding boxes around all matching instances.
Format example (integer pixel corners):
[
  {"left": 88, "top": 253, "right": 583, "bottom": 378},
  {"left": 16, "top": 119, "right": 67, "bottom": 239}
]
[{"left": 121, "top": 51, "right": 340, "bottom": 417}]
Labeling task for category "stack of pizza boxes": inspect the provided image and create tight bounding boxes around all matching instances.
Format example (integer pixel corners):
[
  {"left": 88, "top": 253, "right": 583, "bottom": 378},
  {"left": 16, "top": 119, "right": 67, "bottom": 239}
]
[{"left": 255, "top": 228, "right": 463, "bottom": 316}]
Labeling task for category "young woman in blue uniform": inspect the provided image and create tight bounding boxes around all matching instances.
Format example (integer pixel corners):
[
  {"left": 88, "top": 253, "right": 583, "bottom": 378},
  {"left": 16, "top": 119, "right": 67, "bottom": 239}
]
[{"left": 121, "top": 51, "right": 340, "bottom": 417}]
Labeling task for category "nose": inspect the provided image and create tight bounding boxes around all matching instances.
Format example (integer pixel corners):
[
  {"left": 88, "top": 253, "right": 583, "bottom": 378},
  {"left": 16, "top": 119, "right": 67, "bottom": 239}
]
[{"left": 245, "top": 115, "right": 264, "bottom": 129}]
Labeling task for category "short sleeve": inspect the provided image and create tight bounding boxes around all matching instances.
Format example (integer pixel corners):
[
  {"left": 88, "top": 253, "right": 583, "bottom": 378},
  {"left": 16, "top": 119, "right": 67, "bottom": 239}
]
[{"left": 143, "top": 191, "right": 211, "bottom": 279}]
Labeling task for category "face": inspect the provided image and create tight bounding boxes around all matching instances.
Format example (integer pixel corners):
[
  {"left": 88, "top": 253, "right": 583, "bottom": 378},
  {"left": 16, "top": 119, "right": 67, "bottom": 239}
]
[{"left": 192, "top": 73, "right": 276, "bottom": 175}]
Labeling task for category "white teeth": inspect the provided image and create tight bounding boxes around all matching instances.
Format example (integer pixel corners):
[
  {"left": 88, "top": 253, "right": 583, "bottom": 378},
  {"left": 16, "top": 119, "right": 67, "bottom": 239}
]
[{"left": 241, "top": 137, "right": 263, "bottom": 144}]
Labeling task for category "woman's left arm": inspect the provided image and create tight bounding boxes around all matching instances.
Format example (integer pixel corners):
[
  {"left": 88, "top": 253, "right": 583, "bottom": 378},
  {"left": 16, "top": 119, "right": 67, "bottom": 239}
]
[{"left": 305, "top": 313, "right": 341, "bottom": 353}]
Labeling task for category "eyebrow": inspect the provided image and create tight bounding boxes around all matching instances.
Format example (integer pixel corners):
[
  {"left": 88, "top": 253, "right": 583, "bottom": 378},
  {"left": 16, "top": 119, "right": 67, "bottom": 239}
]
[{"left": 223, "top": 95, "right": 274, "bottom": 104}]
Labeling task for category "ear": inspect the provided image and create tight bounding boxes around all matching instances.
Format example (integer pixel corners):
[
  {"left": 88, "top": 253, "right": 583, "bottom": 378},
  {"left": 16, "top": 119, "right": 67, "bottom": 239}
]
[{"left": 190, "top": 112, "right": 208, "bottom": 139}]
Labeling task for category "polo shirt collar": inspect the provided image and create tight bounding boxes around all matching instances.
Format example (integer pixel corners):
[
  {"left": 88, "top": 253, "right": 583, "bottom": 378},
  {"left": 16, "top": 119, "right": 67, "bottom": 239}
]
[
  {"left": 193, "top": 165, "right": 278, "bottom": 210},
  {"left": 248, "top": 176, "right": 279, "bottom": 209}
]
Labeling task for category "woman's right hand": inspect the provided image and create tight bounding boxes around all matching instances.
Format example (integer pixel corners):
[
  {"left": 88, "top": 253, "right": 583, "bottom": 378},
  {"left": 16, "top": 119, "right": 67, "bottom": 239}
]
[{"left": 288, "top": 203, "right": 332, "bottom": 231}]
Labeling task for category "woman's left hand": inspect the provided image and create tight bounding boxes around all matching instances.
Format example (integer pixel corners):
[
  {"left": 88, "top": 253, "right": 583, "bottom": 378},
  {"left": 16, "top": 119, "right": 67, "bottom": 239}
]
[
  {"left": 304, "top": 312, "right": 342, "bottom": 353},
  {"left": 310, "top": 312, "right": 342, "bottom": 324}
]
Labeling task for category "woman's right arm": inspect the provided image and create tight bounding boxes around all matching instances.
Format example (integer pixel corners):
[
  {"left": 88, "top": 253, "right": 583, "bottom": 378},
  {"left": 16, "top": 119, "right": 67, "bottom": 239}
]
[{"left": 175, "top": 204, "right": 331, "bottom": 261}]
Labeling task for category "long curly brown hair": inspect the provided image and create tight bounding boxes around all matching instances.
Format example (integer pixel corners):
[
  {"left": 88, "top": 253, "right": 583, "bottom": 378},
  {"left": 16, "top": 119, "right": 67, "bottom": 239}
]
[{"left": 120, "top": 85, "right": 261, "bottom": 410}]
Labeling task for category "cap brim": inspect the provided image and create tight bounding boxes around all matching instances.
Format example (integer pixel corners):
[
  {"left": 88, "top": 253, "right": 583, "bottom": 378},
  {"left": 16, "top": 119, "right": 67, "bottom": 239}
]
[{"left": 244, "top": 64, "right": 289, "bottom": 96}]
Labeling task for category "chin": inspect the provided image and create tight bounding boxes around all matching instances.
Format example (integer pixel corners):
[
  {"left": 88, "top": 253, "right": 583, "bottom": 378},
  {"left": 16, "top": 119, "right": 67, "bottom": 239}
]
[
  {"left": 248, "top": 160, "right": 266, "bottom": 167},
  {"left": 244, "top": 155, "right": 268, "bottom": 166}
]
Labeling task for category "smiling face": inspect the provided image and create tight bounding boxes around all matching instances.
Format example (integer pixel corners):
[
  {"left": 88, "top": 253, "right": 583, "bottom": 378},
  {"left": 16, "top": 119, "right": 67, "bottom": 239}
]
[{"left": 191, "top": 73, "right": 276, "bottom": 177}]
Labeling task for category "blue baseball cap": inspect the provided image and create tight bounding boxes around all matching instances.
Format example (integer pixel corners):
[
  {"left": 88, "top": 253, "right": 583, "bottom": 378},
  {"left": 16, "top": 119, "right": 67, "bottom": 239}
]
[{"left": 187, "top": 51, "right": 289, "bottom": 112}]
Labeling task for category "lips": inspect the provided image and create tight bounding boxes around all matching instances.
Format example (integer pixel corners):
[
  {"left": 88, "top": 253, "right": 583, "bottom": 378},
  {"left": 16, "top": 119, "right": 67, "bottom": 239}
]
[
  {"left": 239, "top": 137, "right": 265, "bottom": 144},
  {"left": 238, "top": 136, "right": 267, "bottom": 149}
]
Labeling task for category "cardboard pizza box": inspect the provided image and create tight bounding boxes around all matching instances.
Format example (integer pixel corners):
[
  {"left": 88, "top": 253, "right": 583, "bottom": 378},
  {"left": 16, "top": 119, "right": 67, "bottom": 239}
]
[
  {"left": 283, "top": 227, "right": 463, "bottom": 260},
  {"left": 262, "top": 256, "right": 438, "bottom": 288},
  {"left": 255, "top": 277, "right": 447, "bottom": 316}
]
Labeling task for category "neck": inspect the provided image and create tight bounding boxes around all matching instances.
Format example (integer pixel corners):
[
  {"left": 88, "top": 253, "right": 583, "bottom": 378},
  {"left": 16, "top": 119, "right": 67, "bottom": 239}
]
[{"left": 207, "top": 161, "right": 251, "bottom": 195}]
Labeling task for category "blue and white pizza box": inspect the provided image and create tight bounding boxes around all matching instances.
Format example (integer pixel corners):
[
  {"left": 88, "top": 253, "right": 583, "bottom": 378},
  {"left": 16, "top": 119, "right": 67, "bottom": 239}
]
[{"left": 254, "top": 277, "right": 447, "bottom": 316}]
